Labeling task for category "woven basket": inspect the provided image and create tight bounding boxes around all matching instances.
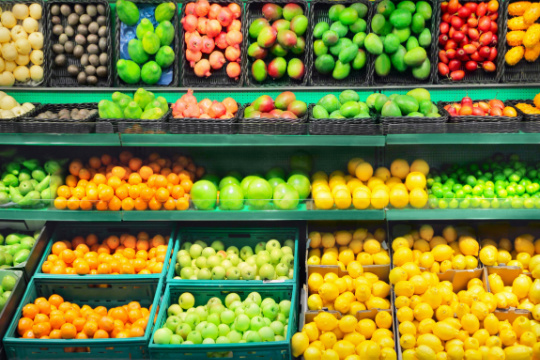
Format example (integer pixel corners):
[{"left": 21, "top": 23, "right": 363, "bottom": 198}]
[
  {"left": 239, "top": 104, "right": 308, "bottom": 134},
  {"left": 19, "top": 103, "right": 98, "bottom": 133}
]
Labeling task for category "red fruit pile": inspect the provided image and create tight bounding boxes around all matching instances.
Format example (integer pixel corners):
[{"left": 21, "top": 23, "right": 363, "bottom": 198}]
[
  {"left": 171, "top": 89, "right": 239, "bottom": 119},
  {"left": 437, "top": 0, "right": 499, "bottom": 81},
  {"left": 181, "top": 0, "right": 243, "bottom": 80},
  {"left": 444, "top": 96, "right": 518, "bottom": 117}
]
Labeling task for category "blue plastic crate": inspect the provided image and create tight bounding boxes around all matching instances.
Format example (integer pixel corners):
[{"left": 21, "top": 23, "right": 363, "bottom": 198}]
[
  {"left": 33, "top": 222, "right": 176, "bottom": 281},
  {"left": 149, "top": 283, "right": 298, "bottom": 360},
  {"left": 3, "top": 277, "right": 163, "bottom": 360},
  {"left": 167, "top": 227, "right": 299, "bottom": 286}
]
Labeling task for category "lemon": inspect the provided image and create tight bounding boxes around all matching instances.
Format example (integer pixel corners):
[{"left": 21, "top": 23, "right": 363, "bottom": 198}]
[
  {"left": 356, "top": 252, "right": 374, "bottom": 265},
  {"left": 419, "top": 252, "right": 435, "bottom": 268},
  {"left": 488, "top": 347, "right": 505, "bottom": 360},
  {"left": 356, "top": 340, "right": 380, "bottom": 360},
  {"left": 373, "top": 251, "right": 391, "bottom": 265},
  {"left": 378, "top": 336, "right": 395, "bottom": 349},
  {"left": 291, "top": 332, "right": 310, "bottom": 357},
  {"left": 505, "top": 344, "right": 533, "bottom": 360},
  {"left": 310, "top": 340, "right": 326, "bottom": 352},
  {"left": 370, "top": 281, "right": 389, "bottom": 299},
  {"left": 321, "top": 252, "right": 339, "bottom": 266},
  {"left": 347, "top": 158, "right": 364, "bottom": 175},
  {"left": 519, "top": 330, "right": 536, "bottom": 347},
  {"left": 355, "top": 162, "right": 373, "bottom": 182},
  {"left": 488, "top": 274, "right": 505, "bottom": 294},
  {"left": 324, "top": 272, "right": 339, "bottom": 283},
  {"left": 414, "top": 303, "right": 434, "bottom": 322},
  {"left": 334, "top": 293, "right": 352, "bottom": 314},
  {"left": 352, "top": 187, "right": 371, "bottom": 210},
  {"left": 344, "top": 355, "right": 361, "bottom": 360},
  {"left": 319, "top": 283, "right": 340, "bottom": 303},
  {"left": 402, "top": 349, "right": 417, "bottom": 360},
  {"left": 397, "top": 307, "right": 414, "bottom": 323},
  {"left": 337, "top": 315, "right": 357, "bottom": 334},
  {"left": 304, "top": 346, "right": 322, "bottom": 360},
  {"left": 303, "top": 322, "right": 320, "bottom": 342},
  {"left": 374, "top": 167, "right": 391, "bottom": 181},
  {"left": 346, "top": 261, "right": 364, "bottom": 279},
  {"left": 395, "top": 281, "right": 415, "bottom": 297},
  {"left": 334, "top": 278, "right": 348, "bottom": 294},
  {"left": 370, "top": 187, "right": 389, "bottom": 210},
  {"left": 432, "top": 244, "right": 454, "bottom": 262},
  {"left": 393, "top": 248, "right": 414, "bottom": 266},
  {"left": 389, "top": 267, "right": 408, "bottom": 284},
  {"left": 333, "top": 340, "right": 355, "bottom": 359},
  {"left": 343, "top": 332, "right": 365, "bottom": 346},
  {"left": 515, "top": 235, "right": 535, "bottom": 256},
  {"left": 461, "top": 313, "right": 480, "bottom": 334},
  {"left": 486, "top": 335, "right": 502, "bottom": 348},
  {"left": 356, "top": 319, "right": 376, "bottom": 339},
  {"left": 402, "top": 262, "right": 421, "bottom": 278},
  {"left": 433, "top": 321, "right": 459, "bottom": 341},
  {"left": 500, "top": 329, "right": 518, "bottom": 347},
  {"left": 319, "top": 331, "right": 337, "bottom": 349},
  {"left": 321, "top": 349, "right": 340, "bottom": 360},
  {"left": 410, "top": 275, "right": 428, "bottom": 295},
  {"left": 409, "top": 295, "right": 422, "bottom": 310},
  {"left": 338, "top": 249, "right": 355, "bottom": 266},
  {"left": 309, "top": 273, "right": 325, "bottom": 293},
  {"left": 348, "top": 301, "right": 365, "bottom": 315},
  {"left": 513, "top": 316, "right": 531, "bottom": 337},
  {"left": 395, "top": 296, "right": 410, "bottom": 309},
  {"left": 451, "top": 254, "right": 466, "bottom": 270},
  {"left": 400, "top": 333, "right": 416, "bottom": 349},
  {"left": 513, "top": 275, "right": 533, "bottom": 300},
  {"left": 380, "top": 347, "right": 397, "bottom": 360},
  {"left": 314, "top": 312, "right": 339, "bottom": 332},
  {"left": 354, "top": 283, "right": 371, "bottom": 303},
  {"left": 409, "top": 188, "right": 428, "bottom": 208},
  {"left": 392, "top": 237, "right": 410, "bottom": 251},
  {"left": 418, "top": 318, "right": 436, "bottom": 334},
  {"left": 389, "top": 185, "right": 409, "bottom": 208},
  {"left": 315, "top": 191, "right": 335, "bottom": 210},
  {"left": 374, "top": 311, "right": 392, "bottom": 330},
  {"left": 516, "top": 252, "right": 531, "bottom": 269},
  {"left": 415, "top": 344, "right": 437, "bottom": 360}
]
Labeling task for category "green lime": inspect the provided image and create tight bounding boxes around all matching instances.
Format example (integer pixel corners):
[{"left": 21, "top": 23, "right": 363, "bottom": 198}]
[{"left": 459, "top": 199, "right": 470, "bottom": 209}]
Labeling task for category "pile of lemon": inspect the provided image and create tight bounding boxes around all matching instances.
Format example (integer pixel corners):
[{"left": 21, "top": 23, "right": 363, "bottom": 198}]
[
  {"left": 480, "top": 233, "right": 540, "bottom": 276},
  {"left": 291, "top": 311, "right": 397, "bottom": 360},
  {"left": 311, "top": 158, "right": 430, "bottom": 210},
  {"left": 488, "top": 273, "right": 540, "bottom": 313},
  {"left": 307, "top": 228, "right": 390, "bottom": 268},
  {"left": 392, "top": 225, "right": 480, "bottom": 273},
  {"left": 391, "top": 264, "right": 539, "bottom": 360}
]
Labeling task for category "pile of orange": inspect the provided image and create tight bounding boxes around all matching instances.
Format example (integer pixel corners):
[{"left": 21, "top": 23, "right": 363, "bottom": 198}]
[
  {"left": 54, "top": 151, "right": 205, "bottom": 211},
  {"left": 41, "top": 232, "right": 169, "bottom": 275},
  {"left": 17, "top": 294, "right": 151, "bottom": 342}
]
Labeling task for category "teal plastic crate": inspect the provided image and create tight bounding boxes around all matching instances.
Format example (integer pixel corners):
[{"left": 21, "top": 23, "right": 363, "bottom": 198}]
[
  {"left": 33, "top": 222, "right": 176, "bottom": 281},
  {"left": 3, "top": 277, "right": 163, "bottom": 360},
  {"left": 149, "top": 283, "right": 298, "bottom": 360},
  {"left": 167, "top": 227, "right": 299, "bottom": 285}
]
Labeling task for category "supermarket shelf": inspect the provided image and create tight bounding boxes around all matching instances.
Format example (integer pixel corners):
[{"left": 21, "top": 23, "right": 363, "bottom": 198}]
[
  {"left": 0, "top": 208, "right": 122, "bottom": 221},
  {"left": 119, "top": 134, "right": 386, "bottom": 147},
  {"left": 386, "top": 132, "right": 540, "bottom": 145},
  {"left": 0, "top": 133, "right": 120, "bottom": 146},
  {"left": 386, "top": 209, "right": 540, "bottom": 220}
]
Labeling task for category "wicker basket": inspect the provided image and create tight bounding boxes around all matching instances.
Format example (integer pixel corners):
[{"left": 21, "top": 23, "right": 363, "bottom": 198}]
[
  {"left": 114, "top": 0, "right": 180, "bottom": 87},
  {"left": 239, "top": 104, "right": 307, "bottom": 134},
  {"left": 19, "top": 103, "right": 98, "bottom": 133},
  {"left": 381, "top": 102, "right": 449, "bottom": 134},
  {"left": 307, "top": 104, "right": 381, "bottom": 135},
  {"left": 506, "top": 99, "right": 540, "bottom": 133},
  {"left": 46, "top": 0, "right": 113, "bottom": 87},
  {"left": 168, "top": 106, "right": 239, "bottom": 134},
  {"left": 96, "top": 109, "right": 170, "bottom": 134}
]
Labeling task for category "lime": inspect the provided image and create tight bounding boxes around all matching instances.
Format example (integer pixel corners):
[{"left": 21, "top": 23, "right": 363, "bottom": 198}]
[
  {"left": 497, "top": 189, "right": 508, "bottom": 198},
  {"left": 459, "top": 199, "right": 470, "bottom": 208},
  {"left": 449, "top": 199, "right": 458, "bottom": 209},
  {"left": 512, "top": 199, "right": 524, "bottom": 209},
  {"left": 438, "top": 199, "right": 448, "bottom": 209},
  {"left": 462, "top": 185, "right": 472, "bottom": 193},
  {"left": 525, "top": 199, "right": 535, "bottom": 209}
]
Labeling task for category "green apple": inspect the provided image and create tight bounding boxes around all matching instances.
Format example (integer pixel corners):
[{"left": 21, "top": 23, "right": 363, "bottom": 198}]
[
  {"left": 246, "top": 330, "right": 262, "bottom": 343},
  {"left": 219, "top": 184, "right": 244, "bottom": 210},
  {"left": 273, "top": 183, "right": 299, "bottom": 210},
  {"left": 212, "top": 266, "right": 226, "bottom": 280},
  {"left": 221, "top": 259, "right": 232, "bottom": 270},
  {"left": 170, "top": 334, "right": 183, "bottom": 344},
  {"left": 250, "top": 316, "right": 265, "bottom": 331},
  {"left": 179, "top": 293, "right": 195, "bottom": 309},
  {"left": 270, "top": 321, "right": 284, "bottom": 336},
  {"left": 180, "top": 267, "right": 195, "bottom": 279},
  {"left": 268, "top": 177, "right": 286, "bottom": 190},
  {"left": 195, "top": 306, "right": 208, "bottom": 321},
  {"left": 175, "top": 323, "right": 192, "bottom": 339},
  {"left": 201, "top": 323, "right": 219, "bottom": 340},
  {"left": 207, "top": 313, "right": 220, "bottom": 326},
  {"left": 266, "top": 240, "right": 281, "bottom": 251},
  {"left": 181, "top": 242, "right": 193, "bottom": 251},
  {"left": 240, "top": 246, "right": 254, "bottom": 260},
  {"left": 219, "top": 176, "right": 240, "bottom": 189},
  {"left": 256, "top": 252, "right": 271, "bottom": 268},
  {"left": 241, "top": 265, "right": 256, "bottom": 280},
  {"left": 261, "top": 298, "right": 276, "bottom": 308},
  {"left": 269, "top": 249, "right": 283, "bottom": 264},
  {"left": 202, "top": 247, "right": 216, "bottom": 258},
  {"left": 209, "top": 303, "right": 225, "bottom": 315},
  {"left": 227, "top": 253, "right": 240, "bottom": 266},
  {"left": 287, "top": 174, "right": 311, "bottom": 200},
  {"left": 265, "top": 167, "right": 286, "bottom": 180},
  {"left": 220, "top": 309, "right": 235, "bottom": 325},
  {"left": 202, "top": 338, "right": 215, "bottom": 344},
  {"left": 187, "top": 330, "right": 203, "bottom": 344},
  {"left": 240, "top": 175, "right": 261, "bottom": 194},
  {"left": 225, "top": 293, "right": 241, "bottom": 308},
  {"left": 168, "top": 304, "right": 183, "bottom": 317},
  {"left": 226, "top": 267, "right": 240, "bottom": 280},
  {"left": 226, "top": 246, "right": 239, "bottom": 256},
  {"left": 195, "top": 257, "right": 207, "bottom": 269},
  {"left": 281, "top": 254, "right": 294, "bottom": 268},
  {"left": 281, "top": 246, "right": 293, "bottom": 255},
  {"left": 185, "top": 313, "right": 201, "bottom": 329},
  {"left": 246, "top": 179, "right": 273, "bottom": 209},
  {"left": 284, "top": 239, "right": 294, "bottom": 248},
  {"left": 262, "top": 303, "right": 279, "bottom": 320},
  {"left": 178, "top": 254, "right": 192, "bottom": 268},
  {"left": 153, "top": 328, "right": 173, "bottom": 344},
  {"left": 245, "top": 303, "right": 260, "bottom": 318},
  {"left": 189, "top": 244, "right": 203, "bottom": 259},
  {"left": 275, "top": 335, "right": 285, "bottom": 342},
  {"left": 254, "top": 242, "right": 266, "bottom": 254},
  {"left": 259, "top": 264, "right": 275, "bottom": 280},
  {"left": 191, "top": 180, "right": 218, "bottom": 210},
  {"left": 196, "top": 321, "right": 208, "bottom": 332},
  {"left": 218, "top": 323, "right": 230, "bottom": 336},
  {"left": 279, "top": 300, "right": 291, "bottom": 316},
  {"left": 195, "top": 240, "right": 208, "bottom": 247},
  {"left": 234, "top": 314, "right": 250, "bottom": 332},
  {"left": 216, "top": 336, "right": 230, "bottom": 344},
  {"left": 227, "top": 330, "right": 242, "bottom": 343},
  {"left": 276, "top": 263, "right": 289, "bottom": 276},
  {"left": 211, "top": 241, "right": 225, "bottom": 252},
  {"left": 207, "top": 254, "right": 221, "bottom": 268},
  {"left": 247, "top": 292, "right": 262, "bottom": 306},
  {"left": 258, "top": 326, "right": 275, "bottom": 342}
]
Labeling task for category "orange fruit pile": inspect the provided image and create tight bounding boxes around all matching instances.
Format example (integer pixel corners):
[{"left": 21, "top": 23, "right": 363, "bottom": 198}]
[
  {"left": 41, "top": 232, "right": 169, "bottom": 275},
  {"left": 54, "top": 151, "right": 205, "bottom": 211},
  {"left": 18, "top": 294, "right": 151, "bottom": 341}
]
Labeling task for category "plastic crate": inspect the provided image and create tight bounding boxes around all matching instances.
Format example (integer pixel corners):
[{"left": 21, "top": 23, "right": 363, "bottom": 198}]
[
  {"left": 3, "top": 277, "right": 163, "bottom": 360},
  {"left": 148, "top": 283, "right": 298, "bottom": 360},
  {"left": 0, "top": 270, "right": 26, "bottom": 350},
  {"left": 167, "top": 226, "right": 299, "bottom": 285},
  {"left": 33, "top": 222, "right": 175, "bottom": 281}
]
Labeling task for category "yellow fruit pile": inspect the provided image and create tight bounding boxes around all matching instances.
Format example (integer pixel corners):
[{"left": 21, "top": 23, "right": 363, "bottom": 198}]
[
  {"left": 506, "top": 1, "right": 540, "bottom": 65},
  {"left": 307, "top": 228, "right": 390, "bottom": 268},
  {"left": 291, "top": 311, "right": 397, "bottom": 360},
  {"left": 392, "top": 225, "right": 480, "bottom": 273},
  {"left": 513, "top": 93, "right": 540, "bottom": 115},
  {"left": 392, "top": 268, "right": 539, "bottom": 360},
  {"left": 481, "top": 233, "right": 540, "bottom": 275},
  {"left": 488, "top": 273, "right": 540, "bottom": 313},
  {"left": 307, "top": 267, "right": 391, "bottom": 314},
  {"left": 311, "top": 158, "right": 430, "bottom": 210}
]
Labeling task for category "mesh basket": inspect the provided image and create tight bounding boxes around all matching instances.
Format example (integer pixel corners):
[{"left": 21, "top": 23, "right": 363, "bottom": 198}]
[
  {"left": 506, "top": 99, "right": 540, "bottom": 133},
  {"left": 168, "top": 107, "right": 239, "bottom": 134},
  {"left": 308, "top": 104, "right": 381, "bottom": 135},
  {"left": 381, "top": 102, "right": 449, "bottom": 134},
  {"left": 239, "top": 103, "right": 308, "bottom": 134},
  {"left": 46, "top": 0, "right": 113, "bottom": 87},
  {"left": 19, "top": 103, "right": 98, "bottom": 133},
  {"left": 96, "top": 109, "right": 170, "bottom": 134}
]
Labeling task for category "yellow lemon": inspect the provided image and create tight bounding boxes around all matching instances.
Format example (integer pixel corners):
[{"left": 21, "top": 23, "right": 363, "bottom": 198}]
[
  {"left": 320, "top": 331, "right": 337, "bottom": 349},
  {"left": 334, "top": 189, "right": 352, "bottom": 210},
  {"left": 367, "top": 177, "right": 385, "bottom": 190},
  {"left": 375, "top": 311, "right": 393, "bottom": 329},
  {"left": 334, "top": 293, "right": 352, "bottom": 314},
  {"left": 513, "top": 275, "right": 532, "bottom": 300},
  {"left": 333, "top": 340, "right": 356, "bottom": 359},
  {"left": 304, "top": 346, "right": 322, "bottom": 360},
  {"left": 414, "top": 303, "right": 434, "bottom": 322},
  {"left": 356, "top": 252, "right": 373, "bottom": 266},
  {"left": 356, "top": 340, "right": 380, "bottom": 360},
  {"left": 419, "top": 252, "right": 435, "bottom": 268},
  {"left": 319, "top": 283, "right": 340, "bottom": 303},
  {"left": 314, "top": 312, "right": 339, "bottom": 332},
  {"left": 402, "top": 349, "right": 417, "bottom": 360},
  {"left": 389, "top": 267, "right": 408, "bottom": 284},
  {"left": 479, "top": 246, "right": 498, "bottom": 266},
  {"left": 471, "top": 302, "right": 489, "bottom": 321},
  {"left": 504, "top": 345, "right": 532, "bottom": 360},
  {"left": 395, "top": 295, "right": 411, "bottom": 309},
  {"left": 378, "top": 336, "right": 395, "bottom": 349},
  {"left": 414, "top": 239, "right": 431, "bottom": 252},
  {"left": 343, "top": 332, "right": 365, "bottom": 346},
  {"left": 393, "top": 247, "right": 414, "bottom": 267},
  {"left": 405, "top": 172, "right": 426, "bottom": 191},
  {"left": 346, "top": 261, "right": 363, "bottom": 279},
  {"left": 372, "top": 281, "right": 390, "bottom": 298},
  {"left": 291, "top": 332, "right": 310, "bottom": 357},
  {"left": 303, "top": 322, "right": 320, "bottom": 342},
  {"left": 347, "top": 179, "right": 364, "bottom": 193},
  {"left": 513, "top": 316, "right": 531, "bottom": 337},
  {"left": 352, "top": 187, "right": 371, "bottom": 210},
  {"left": 356, "top": 319, "right": 376, "bottom": 339},
  {"left": 322, "top": 233, "right": 336, "bottom": 248},
  {"left": 416, "top": 344, "right": 437, "bottom": 360},
  {"left": 461, "top": 313, "right": 480, "bottom": 334},
  {"left": 374, "top": 167, "right": 391, "bottom": 181},
  {"left": 409, "top": 188, "right": 428, "bottom": 208},
  {"left": 370, "top": 188, "right": 389, "bottom": 209},
  {"left": 363, "top": 239, "right": 381, "bottom": 255},
  {"left": 390, "top": 159, "right": 410, "bottom": 179},
  {"left": 402, "top": 262, "right": 421, "bottom": 278},
  {"left": 308, "top": 294, "right": 324, "bottom": 311},
  {"left": 400, "top": 334, "right": 416, "bottom": 349},
  {"left": 309, "top": 273, "right": 325, "bottom": 293},
  {"left": 321, "top": 252, "right": 338, "bottom": 266},
  {"left": 392, "top": 237, "right": 410, "bottom": 251},
  {"left": 395, "top": 281, "right": 415, "bottom": 297},
  {"left": 397, "top": 307, "right": 414, "bottom": 323},
  {"left": 355, "top": 162, "right": 373, "bottom": 182},
  {"left": 389, "top": 185, "right": 409, "bottom": 208},
  {"left": 422, "top": 287, "right": 442, "bottom": 309},
  {"left": 308, "top": 256, "right": 321, "bottom": 265},
  {"left": 433, "top": 321, "right": 459, "bottom": 341},
  {"left": 458, "top": 236, "right": 479, "bottom": 256},
  {"left": 324, "top": 272, "right": 339, "bottom": 283},
  {"left": 418, "top": 318, "right": 436, "bottom": 334},
  {"left": 373, "top": 251, "right": 391, "bottom": 265},
  {"left": 348, "top": 158, "right": 364, "bottom": 176},
  {"left": 380, "top": 348, "right": 397, "bottom": 360},
  {"left": 321, "top": 349, "right": 340, "bottom": 360},
  {"left": 314, "top": 191, "right": 334, "bottom": 210},
  {"left": 432, "top": 244, "right": 454, "bottom": 262},
  {"left": 410, "top": 159, "right": 430, "bottom": 175},
  {"left": 410, "top": 275, "right": 429, "bottom": 295},
  {"left": 349, "top": 239, "right": 363, "bottom": 254}
]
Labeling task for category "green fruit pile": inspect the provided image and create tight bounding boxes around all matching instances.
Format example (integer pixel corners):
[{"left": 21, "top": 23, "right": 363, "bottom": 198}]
[
  {"left": 0, "top": 232, "right": 40, "bottom": 268},
  {"left": 312, "top": 3, "right": 369, "bottom": 80},
  {"left": 190, "top": 167, "right": 311, "bottom": 211},
  {"left": 0, "top": 274, "right": 17, "bottom": 311},
  {"left": 312, "top": 90, "right": 371, "bottom": 120},
  {"left": 367, "top": 87, "right": 440, "bottom": 117},
  {"left": 367, "top": 0, "right": 433, "bottom": 81},
  {"left": 427, "top": 154, "right": 540, "bottom": 210},
  {"left": 98, "top": 88, "right": 168, "bottom": 120},
  {"left": 153, "top": 291, "right": 291, "bottom": 345},
  {"left": 116, "top": 0, "right": 176, "bottom": 85},
  {"left": 1, "top": 158, "right": 63, "bottom": 208}
]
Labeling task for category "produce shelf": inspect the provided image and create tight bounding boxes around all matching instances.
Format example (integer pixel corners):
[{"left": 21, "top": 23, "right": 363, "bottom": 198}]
[
  {"left": 0, "top": 209, "right": 122, "bottom": 222},
  {"left": 386, "top": 132, "right": 540, "bottom": 145},
  {"left": 0, "top": 133, "right": 120, "bottom": 146},
  {"left": 386, "top": 209, "right": 540, "bottom": 221}
]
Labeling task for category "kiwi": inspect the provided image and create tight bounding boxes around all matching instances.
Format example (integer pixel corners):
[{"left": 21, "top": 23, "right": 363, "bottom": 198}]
[
  {"left": 52, "top": 16, "right": 61, "bottom": 25},
  {"left": 97, "top": 16, "right": 106, "bottom": 26},
  {"left": 52, "top": 44, "right": 64, "bottom": 54},
  {"left": 88, "top": 22, "right": 99, "bottom": 34},
  {"left": 58, "top": 34, "right": 68, "bottom": 45},
  {"left": 88, "top": 54, "right": 99, "bottom": 66},
  {"left": 99, "top": 53, "right": 108, "bottom": 66},
  {"left": 74, "top": 4, "right": 85, "bottom": 15},
  {"left": 85, "top": 65, "right": 96, "bottom": 76},
  {"left": 96, "top": 66, "right": 107, "bottom": 78},
  {"left": 75, "top": 34, "right": 86, "bottom": 45},
  {"left": 60, "top": 4, "right": 71, "bottom": 16},
  {"left": 73, "top": 45, "right": 84, "bottom": 58},
  {"left": 77, "top": 24, "right": 88, "bottom": 36},
  {"left": 98, "top": 26, "right": 107, "bottom": 37},
  {"left": 67, "top": 13, "right": 79, "bottom": 26},
  {"left": 52, "top": 25, "right": 63, "bottom": 36},
  {"left": 87, "top": 76, "right": 98, "bottom": 85},
  {"left": 87, "top": 44, "right": 99, "bottom": 54},
  {"left": 81, "top": 54, "right": 89, "bottom": 66},
  {"left": 80, "top": 14, "right": 91, "bottom": 25},
  {"left": 54, "top": 54, "right": 66, "bottom": 67},
  {"left": 99, "top": 37, "right": 107, "bottom": 51},
  {"left": 77, "top": 72, "right": 87, "bottom": 84},
  {"left": 87, "top": 34, "right": 98, "bottom": 44},
  {"left": 67, "top": 65, "right": 79, "bottom": 76},
  {"left": 51, "top": 5, "right": 60, "bottom": 15},
  {"left": 86, "top": 5, "right": 97, "bottom": 17},
  {"left": 64, "top": 41, "right": 74, "bottom": 54},
  {"left": 97, "top": 4, "right": 106, "bottom": 15},
  {"left": 65, "top": 26, "right": 75, "bottom": 37}
]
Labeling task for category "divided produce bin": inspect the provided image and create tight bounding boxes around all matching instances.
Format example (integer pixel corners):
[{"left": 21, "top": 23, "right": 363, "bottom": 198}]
[
  {"left": 148, "top": 283, "right": 298, "bottom": 360},
  {"left": 307, "top": 104, "right": 382, "bottom": 135},
  {"left": 96, "top": 109, "right": 171, "bottom": 134},
  {"left": 3, "top": 277, "right": 164, "bottom": 360},
  {"left": 239, "top": 103, "right": 308, "bottom": 135},
  {"left": 381, "top": 102, "right": 449, "bottom": 134},
  {"left": 33, "top": 222, "right": 175, "bottom": 281},
  {"left": 167, "top": 225, "right": 299, "bottom": 285},
  {"left": 18, "top": 103, "right": 99, "bottom": 134},
  {"left": 0, "top": 270, "right": 26, "bottom": 360}
]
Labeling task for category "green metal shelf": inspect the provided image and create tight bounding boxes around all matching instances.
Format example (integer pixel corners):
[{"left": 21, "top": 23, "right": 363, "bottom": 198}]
[
  {"left": 386, "top": 132, "right": 540, "bottom": 145},
  {"left": 119, "top": 134, "right": 385, "bottom": 147},
  {"left": 0, "top": 133, "right": 120, "bottom": 146},
  {"left": 386, "top": 209, "right": 540, "bottom": 221},
  {"left": 0, "top": 208, "right": 122, "bottom": 221}
]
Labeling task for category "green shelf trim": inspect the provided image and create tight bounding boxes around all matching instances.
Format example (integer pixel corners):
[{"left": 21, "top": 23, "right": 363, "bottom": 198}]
[
  {"left": 0, "top": 133, "right": 121, "bottom": 146},
  {"left": 119, "top": 134, "right": 386, "bottom": 147},
  {"left": 0, "top": 209, "right": 122, "bottom": 221},
  {"left": 385, "top": 132, "right": 540, "bottom": 145},
  {"left": 386, "top": 209, "right": 540, "bottom": 221}
]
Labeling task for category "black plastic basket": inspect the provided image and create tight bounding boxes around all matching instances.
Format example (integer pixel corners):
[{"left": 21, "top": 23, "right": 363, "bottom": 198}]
[
  {"left": 180, "top": 0, "right": 245, "bottom": 87},
  {"left": 307, "top": 104, "right": 381, "bottom": 135},
  {"left": 501, "top": 0, "right": 540, "bottom": 83},
  {"left": 0, "top": 102, "right": 41, "bottom": 133},
  {"left": 309, "top": 0, "right": 372, "bottom": 86},
  {"left": 45, "top": 0, "right": 113, "bottom": 87},
  {"left": 239, "top": 104, "right": 308, "bottom": 134},
  {"left": 96, "top": 109, "right": 170, "bottom": 134},
  {"left": 2, "top": 0, "right": 49, "bottom": 87},
  {"left": 19, "top": 103, "right": 98, "bottom": 133},
  {"left": 433, "top": 0, "right": 505, "bottom": 84},
  {"left": 506, "top": 99, "right": 540, "bottom": 132},
  {"left": 369, "top": 0, "right": 437, "bottom": 86},
  {"left": 244, "top": 0, "right": 310, "bottom": 87},
  {"left": 114, "top": 0, "right": 180, "bottom": 87},
  {"left": 169, "top": 110, "right": 239, "bottom": 134},
  {"left": 380, "top": 102, "right": 449, "bottom": 134}
]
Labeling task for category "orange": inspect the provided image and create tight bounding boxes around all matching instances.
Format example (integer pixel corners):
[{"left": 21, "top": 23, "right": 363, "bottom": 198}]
[
  {"left": 176, "top": 197, "right": 189, "bottom": 210},
  {"left": 72, "top": 186, "right": 86, "bottom": 200},
  {"left": 18, "top": 317, "right": 34, "bottom": 336},
  {"left": 78, "top": 168, "right": 91, "bottom": 181},
  {"left": 139, "top": 166, "right": 153, "bottom": 180},
  {"left": 128, "top": 301, "right": 141, "bottom": 311},
  {"left": 111, "top": 166, "right": 126, "bottom": 179},
  {"left": 97, "top": 263, "right": 112, "bottom": 274},
  {"left": 57, "top": 185, "right": 71, "bottom": 198},
  {"left": 93, "top": 173, "right": 106, "bottom": 185},
  {"left": 23, "top": 304, "right": 39, "bottom": 320},
  {"left": 22, "top": 330, "right": 35, "bottom": 338},
  {"left": 108, "top": 196, "right": 122, "bottom": 211},
  {"left": 129, "top": 185, "right": 141, "bottom": 199},
  {"left": 171, "top": 185, "right": 185, "bottom": 199},
  {"left": 140, "top": 187, "right": 154, "bottom": 201},
  {"left": 93, "top": 329, "right": 109, "bottom": 339},
  {"left": 129, "top": 326, "right": 145, "bottom": 338},
  {"left": 181, "top": 179, "right": 193, "bottom": 192},
  {"left": 105, "top": 236, "right": 119, "bottom": 249},
  {"left": 128, "top": 158, "right": 142, "bottom": 171},
  {"left": 164, "top": 197, "right": 176, "bottom": 210},
  {"left": 122, "top": 198, "right": 135, "bottom": 211},
  {"left": 61, "top": 323, "right": 77, "bottom": 339},
  {"left": 74, "top": 260, "right": 90, "bottom": 275},
  {"left": 99, "top": 187, "right": 114, "bottom": 201},
  {"left": 107, "top": 176, "right": 122, "bottom": 190},
  {"left": 115, "top": 185, "right": 129, "bottom": 200},
  {"left": 49, "top": 329, "right": 61, "bottom": 339},
  {"left": 148, "top": 197, "right": 162, "bottom": 211},
  {"left": 65, "top": 310, "right": 78, "bottom": 323},
  {"left": 166, "top": 173, "right": 179, "bottom": 185},
  {"left": 36, "top": 300, "right": 51, "bottom": 315},
  {"left": 153, "top": 175, "right": 166, "bottom": 189},
  {"left": 48, "top": 295, "right": 64, "bottom": 308},
  {"left": 52, "top": 241, "right": 69, "bottom": 256},
  {"left": 69, "top": 160, "right": 83, "bottom": 176},
  {"left": 60, "top": 249, "right": 76, "bottom": 264},
  {"left": 73, "top": 317, "right": 86, "bottom": 332},
  {"left": 123, "top": 235, "right": 137, "bottom": 249},
  {"left": 54, "top": 197, "right": 68, "bottom": 210},
  {"left": 32, "top": 322, "right": 51, "bottom": 338},
  {"left": 89, "top": 156, "right": 101, "bottom": 169}
]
